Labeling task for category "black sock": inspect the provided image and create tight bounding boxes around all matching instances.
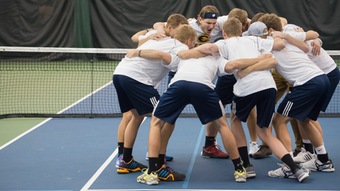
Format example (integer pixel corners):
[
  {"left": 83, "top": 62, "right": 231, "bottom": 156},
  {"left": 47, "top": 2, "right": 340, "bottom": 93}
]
[
  {"left": 317, "top": 153, "right": 329, "bottom": 163},
  {"left": 158, "top": 154, "right": 165, "bottom": 167},
  {"left": 238, "top": 146, "right": 250, "bottom": 167},
  {"left": 148, "top": 157, "right": 159, "bottom": 174},
  {"left": 281, "top": 154, "right": 299, "bottom": 173},
  {"left": 118, "top": 142, "right": 124, "bottom": 156},
  {"left": 232, "top": 157, "right": 244, "bottom": 171},
  {"left": 205, "top": 136, "right": 215, "bottom": 147},
  {"left": 303, "top": 143, "right": 314, "bottom": 154},
  {"left": 123, "top": 147, "right": 133, "bottom": 162}
]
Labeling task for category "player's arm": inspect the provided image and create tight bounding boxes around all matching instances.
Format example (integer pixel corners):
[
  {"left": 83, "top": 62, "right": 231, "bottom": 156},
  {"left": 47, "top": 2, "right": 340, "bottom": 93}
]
[
  {"left": 177, "top": 43, "right": 218, "bottom": 59},
  {"left": 272, "top": 31, "right": 309, "bottom": 53},
  {"left": 236, "top": 57, "right": 278, "bottom": 78},
  {"left": 224, "top": 54, "right": 273, "bottom": 73},
  {"left": 131, "top": 28, "right": 152, "bottom": 43},
  {"left": 126, "top": 49, "right": 172, "bottom": 64}
]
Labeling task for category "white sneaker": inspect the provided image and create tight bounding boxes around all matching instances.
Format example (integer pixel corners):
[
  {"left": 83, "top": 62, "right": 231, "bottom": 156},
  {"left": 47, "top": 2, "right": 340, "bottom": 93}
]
[
  {"left": 248, "top": 142, "right": 259, "bottom": 157},
  {"left": 301, "top": 158, "right": 335, "bottom": 172},
  {"left": 293, "top": 150, "right": 315, "bottom": 163},
  {"left": 268, "top": 163, "right": 295, "bottom": 179},
  {"left": 268, "top": 163, "right": 310, "bottom": 182}
]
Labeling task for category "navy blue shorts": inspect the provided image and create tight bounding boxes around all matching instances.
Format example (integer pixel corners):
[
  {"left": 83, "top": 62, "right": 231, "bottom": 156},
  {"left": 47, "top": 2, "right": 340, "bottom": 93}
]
[
  {"left": 277, "top": 74, "right": 330, "bottom": 121},
  {"left": 215, "top": 75, "right": 236, "bottom": 105},
  {"left": 154, "top": 81, "right": 224, "bottom": 125},
  {"left": 322, "top": 68, "right": 340, "bottom": 111},
  {"left": 112, "top": 75, "right": 160, "bottom": 115},
  {"left": 231, "top": 88, "right": 276, "bottom": 128}
]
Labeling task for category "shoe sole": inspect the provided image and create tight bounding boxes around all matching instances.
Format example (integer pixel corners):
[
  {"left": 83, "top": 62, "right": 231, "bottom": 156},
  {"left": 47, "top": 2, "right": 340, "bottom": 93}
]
[
  {"left": 253, "top": 154, "right": 272, "bottom": 159},
  {"left": 117, "top": 167, "right": 142, "bottom": 174},
  {"left": 201, "top": 153, "right": 230, "bottom": 159}
]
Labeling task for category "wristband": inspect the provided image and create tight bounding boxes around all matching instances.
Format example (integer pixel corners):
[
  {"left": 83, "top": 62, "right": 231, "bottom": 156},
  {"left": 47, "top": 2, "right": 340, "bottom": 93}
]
[{"left": 138, "top": 50, "right": 142, "bottom": 57}]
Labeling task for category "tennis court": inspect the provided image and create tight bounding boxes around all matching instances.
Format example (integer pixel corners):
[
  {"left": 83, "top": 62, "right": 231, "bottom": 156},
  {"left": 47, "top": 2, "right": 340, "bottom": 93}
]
[
  {"left": 0, "top": 116, "right": 339, "bottom": 190},
  {"left": 0, "top": 48, "right": 340, "bottom": 190}
]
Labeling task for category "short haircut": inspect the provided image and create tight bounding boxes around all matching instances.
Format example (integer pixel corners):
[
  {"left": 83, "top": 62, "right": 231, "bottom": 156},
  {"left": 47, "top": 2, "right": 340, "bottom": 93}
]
[
  {"left": 258, "top": 13, "right": 282, "bottom": 31},
  {"left": 174, "top": 24, "right": 196, "bottom": 44},
  {"left": 167, "top": 13, "right": 189, "bottom": 29},
  {"left": 251, "top": 12, "right": 265, "bottom": 24},
  {"left": 223, "top": 17, "right": 242, "bottom": 37},
  {"left": 228, "top": 8, "right": 248, "bottom": 28}
]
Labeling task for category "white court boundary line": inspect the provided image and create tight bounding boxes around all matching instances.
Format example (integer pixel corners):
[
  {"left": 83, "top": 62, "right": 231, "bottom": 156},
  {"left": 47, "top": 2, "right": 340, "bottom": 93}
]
[
  {"left": 80, "top": 117, "right": 148, "bottom": 191},
  {"left": 0, "top": 81, "right": 112, "bottom": 151},
  {"left": 87, "top": 190, "right": 332, "bottom": 191}
]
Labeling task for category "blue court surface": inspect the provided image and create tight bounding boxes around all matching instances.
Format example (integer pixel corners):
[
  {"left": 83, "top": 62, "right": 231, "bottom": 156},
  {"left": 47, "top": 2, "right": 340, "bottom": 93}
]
[{"left": 0, "top": 117, "right": 339, "bottom": 190}]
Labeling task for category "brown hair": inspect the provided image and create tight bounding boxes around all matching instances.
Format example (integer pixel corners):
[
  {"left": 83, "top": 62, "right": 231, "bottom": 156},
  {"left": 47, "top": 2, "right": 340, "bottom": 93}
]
[
  {"left": 167, "top": 13, "right": 189, "bottom": 29},
  {"left": 222, "top": 18, "right": 242, "bottom": 37},
  {"left": 258, "top": 13, "right": 282, "bottom": 31},
  {"left": 197, "top": 5, "right": 219, "bottom": 19},
  {"left": 228, "top": 8, "right": 248, "bottom": 30},
  {"left": 174, "top": 24, "right": 196, "bottom": 44},
  {"left": 251, "top": 12, "right": 265, "bottom": 24}
]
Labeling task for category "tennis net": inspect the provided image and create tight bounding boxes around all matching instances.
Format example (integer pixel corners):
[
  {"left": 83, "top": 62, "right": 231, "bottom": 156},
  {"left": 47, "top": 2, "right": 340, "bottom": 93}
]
[{"left": 0, "top": 47, "right": 340, "bottom": 118}]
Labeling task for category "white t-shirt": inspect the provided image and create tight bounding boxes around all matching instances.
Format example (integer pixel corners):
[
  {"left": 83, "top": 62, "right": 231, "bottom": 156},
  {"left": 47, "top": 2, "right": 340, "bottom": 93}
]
[
  {"left": 189, "top": 20, "right": 220, "bottom": 45},
  {"left": 210, "top": 15, "right": 228, "bottom": 40},
  {"left": 306, "top": 40, "right": 336, "bottom": 74},
  {"left": 170, "top": 54, "right": 225, "bottom": 89},
  {"left": 113, "top": 37, "right": 188, "bottom": 88},
  {"left": 272, "top": 32, "right": 324, "bottom": 86},
  {"left": 215, "top": 36, "right": 276, "bottom": 97}
]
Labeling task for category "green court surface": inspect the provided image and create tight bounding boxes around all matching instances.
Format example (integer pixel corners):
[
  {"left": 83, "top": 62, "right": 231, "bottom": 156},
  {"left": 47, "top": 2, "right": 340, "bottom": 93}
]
[{"left": 0, "top": 118, "right": 45, "bottom": 147}]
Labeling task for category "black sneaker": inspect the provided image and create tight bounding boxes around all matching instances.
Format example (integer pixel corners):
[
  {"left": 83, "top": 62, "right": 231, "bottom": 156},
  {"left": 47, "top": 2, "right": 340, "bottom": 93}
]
[{"left": 156, "top": 164, "right": 186, "bottom": 181}]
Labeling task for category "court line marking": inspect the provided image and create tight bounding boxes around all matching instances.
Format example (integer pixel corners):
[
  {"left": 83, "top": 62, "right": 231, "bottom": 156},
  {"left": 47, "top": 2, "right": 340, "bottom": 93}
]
[
  {"left": 0, "top": 82, "right": 113, "bottom": 150},
  {"left": 0, "top": 118, "right": 52, "bottom": 150},
  {"left": 80, "top": 117, "right": 148, "bottom": 191},
  {"left": 182, "top": 125, "right": 205, "bottom": 188}
]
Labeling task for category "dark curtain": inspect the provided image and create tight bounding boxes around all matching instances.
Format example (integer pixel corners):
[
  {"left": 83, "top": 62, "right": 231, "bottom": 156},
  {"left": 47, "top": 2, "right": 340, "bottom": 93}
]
[
  {"left": 0, "top": 0, "right": 339, "bottom": 49},
  {"left": 0, "top": 0, "right": 74, "bottom": 47}
]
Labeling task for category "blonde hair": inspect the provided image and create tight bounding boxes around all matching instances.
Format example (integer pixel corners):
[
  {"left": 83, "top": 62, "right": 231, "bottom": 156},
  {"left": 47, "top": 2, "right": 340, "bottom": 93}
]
[
  {"left": 222, "top": 18, "right": 242, "bottom": 37},
  {"left": 174, "top": 24, "right": 196, "bottom": 44}
]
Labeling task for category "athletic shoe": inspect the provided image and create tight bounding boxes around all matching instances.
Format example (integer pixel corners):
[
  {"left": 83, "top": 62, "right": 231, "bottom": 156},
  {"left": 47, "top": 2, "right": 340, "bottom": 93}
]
[
  {"left": 116, "top": 157, "right": 147, "bottom": 174},
  {"left": 145, "top": 152, "right": 174, "bottom": 162},
  {"left": 245, "top": 164, "right": 256, "bottom": 178},
  {"left": 253, "top": 145, "right": 272, "bottom": 159},
  {"left": 156, "top": 164, "right": 186, "bottom": 181},
  {"left": 201, "top": 142, "right": 229, "bottom": 159},
  {"left": 268, "top": 163, "right": 295, "bottom": 179},
  {"left": 294, "top": 167, "right": 310, "bottom": 183},
  {"left": 234, "top": 168, "right": 247, "bottom": 183},
  {"left": 137, "top": 169, "right": 159, "bottom": 185},
  {"left": 301, "top": 158, "right": 335, "bottom": 172},
  {"left": 268, "top": 163, "right": 310, "bottom": 182},
  {"left": 293, "top": 149, "right": 315, "bottom": 163},
  {"left": 248, "top": 142, "right": 260, "bottom": 158},
  {"left": 115, "top": 154, "right": 123, "bottom": 168}
]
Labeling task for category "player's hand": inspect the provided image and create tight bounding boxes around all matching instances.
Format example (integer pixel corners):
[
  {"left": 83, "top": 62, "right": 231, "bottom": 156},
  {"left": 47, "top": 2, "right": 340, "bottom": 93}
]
[{"left": 311, "top": 39, "right": 321, "bottom": 56}]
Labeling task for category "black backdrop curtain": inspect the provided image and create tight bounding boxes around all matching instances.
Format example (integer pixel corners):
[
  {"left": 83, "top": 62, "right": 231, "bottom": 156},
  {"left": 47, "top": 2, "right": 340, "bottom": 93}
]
[{"left": 0, "top": 0, "right": 339, "bottom": 50}]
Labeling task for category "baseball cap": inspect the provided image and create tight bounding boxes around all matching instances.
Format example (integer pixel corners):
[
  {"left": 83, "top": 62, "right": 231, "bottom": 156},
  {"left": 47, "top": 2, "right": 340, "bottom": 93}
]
[
  {"left": 243, "top": 21, "right": 268, "bottom": 36},
  {"left": 283, "top": 24, "right": 300, "bottom": 33}
]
